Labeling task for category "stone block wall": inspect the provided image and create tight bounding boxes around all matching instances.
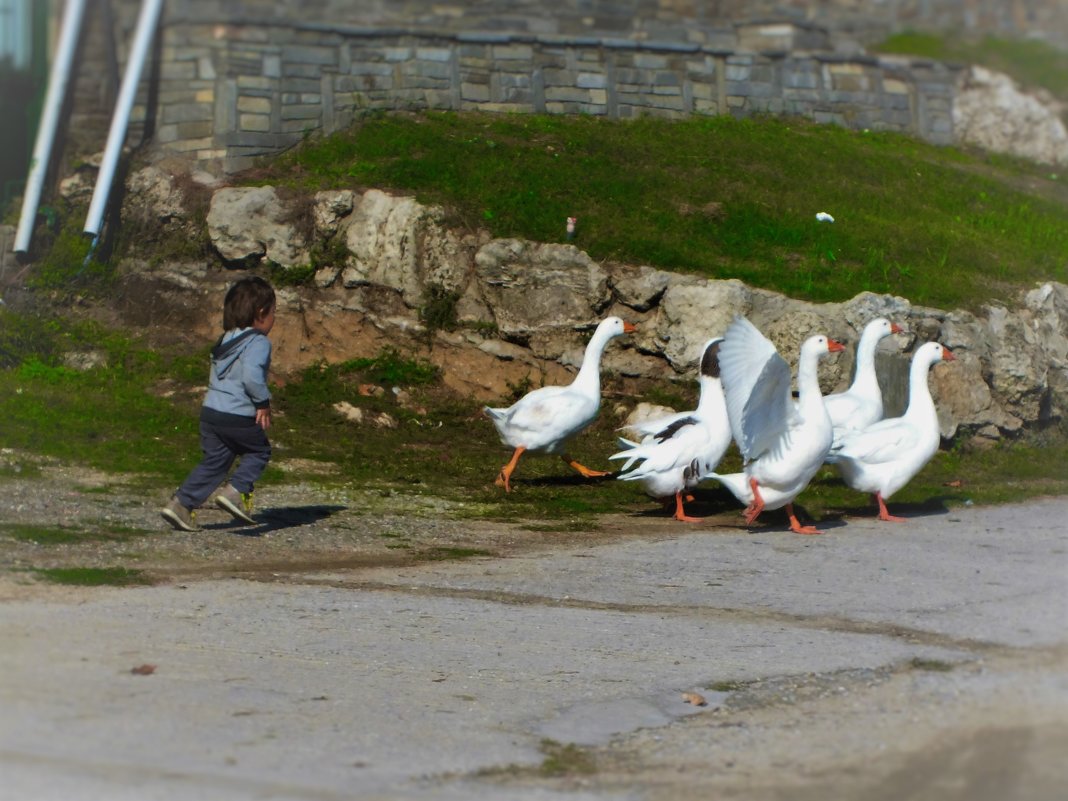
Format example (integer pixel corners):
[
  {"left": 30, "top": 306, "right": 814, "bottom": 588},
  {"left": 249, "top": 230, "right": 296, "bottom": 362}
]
[
  {"left": 69, "top": 0, "right": 1067, "bottom": 176},
  {"left": 67, "top": 8, "right": 963, "bottom": 175}
]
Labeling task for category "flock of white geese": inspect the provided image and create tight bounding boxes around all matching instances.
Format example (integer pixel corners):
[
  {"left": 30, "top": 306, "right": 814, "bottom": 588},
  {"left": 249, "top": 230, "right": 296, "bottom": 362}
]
[{"left": 484, "top": 315, "right": 955, "bottom": 534}]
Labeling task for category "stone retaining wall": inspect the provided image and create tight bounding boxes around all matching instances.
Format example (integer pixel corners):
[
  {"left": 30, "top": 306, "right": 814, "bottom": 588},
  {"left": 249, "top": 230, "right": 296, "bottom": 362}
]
[
  {"left": 60, "top": 0, "right": 1066, "bottom": 174},
  {"left": 71, "top": 13, "right": 959, "bottom": 175},
  {"left": 119, "top": 179, "right": 1068, "bottom": 439}
]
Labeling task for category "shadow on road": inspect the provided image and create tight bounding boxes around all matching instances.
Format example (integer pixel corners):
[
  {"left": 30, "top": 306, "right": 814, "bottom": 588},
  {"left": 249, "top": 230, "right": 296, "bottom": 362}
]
[{"left": 202, "top": 504, "right": 347, "bottom": 536}]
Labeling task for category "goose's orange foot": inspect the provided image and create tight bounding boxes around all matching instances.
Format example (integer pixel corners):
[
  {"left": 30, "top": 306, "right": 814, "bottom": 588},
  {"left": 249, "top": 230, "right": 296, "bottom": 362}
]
[
  {"left": 495, "top": 447, "right": 525, "bottom": 492},
  {"left": 562, "top": 455, "right": 611, "bottom": 479},
  {"left": 787, "top": 504, "right": 823, "bottom": 535},
  {"left": 673, "top": 492, "right": 702, "bottom": 523},
  {"left": 875, "top": 493, "right": 906, "bottom": 522},
  {"left": 744, "top": 479, "right": 765, "bottom": 525}
]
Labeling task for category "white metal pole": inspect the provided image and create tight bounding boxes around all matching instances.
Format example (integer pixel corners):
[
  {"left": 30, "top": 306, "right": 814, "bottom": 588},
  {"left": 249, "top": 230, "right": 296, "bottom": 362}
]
[
  {"left": 13, "top": 0, "right": 89, "bottom": 259},
  {"left": 83, "top": 0, "right": 165, "bottom": 242}
]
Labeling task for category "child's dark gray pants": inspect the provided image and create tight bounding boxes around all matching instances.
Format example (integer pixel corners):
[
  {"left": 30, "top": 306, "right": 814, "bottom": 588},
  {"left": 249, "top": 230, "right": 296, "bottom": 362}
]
[{"left": 176, "top": 419, "right": 271, "bottom": 509}]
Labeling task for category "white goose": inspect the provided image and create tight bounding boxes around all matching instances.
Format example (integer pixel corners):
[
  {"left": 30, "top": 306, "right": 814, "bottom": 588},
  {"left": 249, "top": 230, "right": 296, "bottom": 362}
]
[
  {"left": 609, "top": 338, "right": 731, "bottom": 522},
  {"left": 484, "top": 316, "right": 636, "bottom": 492},
  {"left": 833, "top": 341, "right": 955, "bottom": 521},
  {"left": 612, "top": 337, "right": 726, "bottom": 473},
  {"left": 705, "top": 316, "right": 844, "bottom": 534},
  {"left": 824, "top": 317, "right": 904, "bottom": 454}
]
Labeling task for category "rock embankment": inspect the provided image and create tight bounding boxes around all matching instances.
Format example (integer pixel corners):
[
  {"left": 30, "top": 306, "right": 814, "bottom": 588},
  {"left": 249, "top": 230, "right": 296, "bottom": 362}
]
[{"left": 114, "top": 174, "right": 1068, "bottom": 444}]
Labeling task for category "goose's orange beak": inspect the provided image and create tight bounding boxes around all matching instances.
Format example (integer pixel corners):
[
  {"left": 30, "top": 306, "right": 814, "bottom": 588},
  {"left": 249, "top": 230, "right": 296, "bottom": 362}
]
[
  {"left": 941, "top": 346, "right": 956, "bottom": 361},
  {"left": 828, "top": 338, "right": 846, "bottom": 353},
  {"left": 623, "top": 322, "right": 638, "bottom": 334},
  {"left": 890, "top": 322, "right": 905, "bottom": 334}
]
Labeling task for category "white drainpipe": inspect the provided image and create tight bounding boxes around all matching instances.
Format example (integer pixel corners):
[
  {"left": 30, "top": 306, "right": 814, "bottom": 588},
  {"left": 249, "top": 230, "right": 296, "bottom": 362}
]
[
  {"left": 83, "top": 0, "right": 165, "bottom": 245},
  {"left": 13, "top": 0, "right": 89, "bottom": 260}
]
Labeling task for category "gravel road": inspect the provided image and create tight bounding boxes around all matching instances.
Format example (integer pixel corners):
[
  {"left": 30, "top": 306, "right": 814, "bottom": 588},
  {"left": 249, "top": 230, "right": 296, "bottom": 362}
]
[{"left": 1, "top": 461, "right": 1066, "bottom": 800}]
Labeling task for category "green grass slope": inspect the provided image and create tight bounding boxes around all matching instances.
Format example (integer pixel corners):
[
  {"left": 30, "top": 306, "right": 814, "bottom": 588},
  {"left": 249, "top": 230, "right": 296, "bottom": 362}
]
[{"left": 249, "top": 111, "right": 1068, "bottom": 311}]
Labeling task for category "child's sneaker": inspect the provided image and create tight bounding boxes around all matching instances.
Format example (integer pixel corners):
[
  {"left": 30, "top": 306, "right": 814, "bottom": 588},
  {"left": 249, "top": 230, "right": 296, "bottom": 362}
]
[
  {"left": 215, "top": 484, "right": 256, "bottom": 524},
  {"left": 160, "top": 496, "right": 198, "bottom": 531}
]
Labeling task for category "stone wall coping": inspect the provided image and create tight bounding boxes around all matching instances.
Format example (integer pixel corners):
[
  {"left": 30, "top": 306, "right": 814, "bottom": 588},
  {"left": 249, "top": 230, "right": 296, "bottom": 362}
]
[{"left": 155, "top": 15, "right": 971, "bottom": 70}]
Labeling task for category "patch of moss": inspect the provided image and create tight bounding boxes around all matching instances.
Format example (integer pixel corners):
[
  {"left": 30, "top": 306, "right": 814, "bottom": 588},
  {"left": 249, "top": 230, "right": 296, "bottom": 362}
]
[
  {"left": 28, "top": 218, "right": 113, "bottom": 296},
  {"left": 708, "top": 680, "right": 745, "bottom": 692},
  {"left": 909, "top": 657, "right": 955, "bottom": 673},
  {"left": 31, "top": 566, "right": 153, "bottom": 586},
  {"left": 0, "top": 460, "right": 42, "bottom": 479},
  {"left": 3, "top": 524, "right": 86, "bottom": 545},
  {"left": 539, "top": 739, "right": 596, "bottom": 777},
  {"left": 419, "top": 285, "right": 461, "bottom": 335},
  {"left": 268, "top": 262, "right": 317, "bottom": 287}
]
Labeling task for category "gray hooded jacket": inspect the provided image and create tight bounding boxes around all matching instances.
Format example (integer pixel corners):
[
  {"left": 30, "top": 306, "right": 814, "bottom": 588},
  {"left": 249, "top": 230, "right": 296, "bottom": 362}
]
[{"left": 202, "top": 328, "right": 272, "bottom": 421}]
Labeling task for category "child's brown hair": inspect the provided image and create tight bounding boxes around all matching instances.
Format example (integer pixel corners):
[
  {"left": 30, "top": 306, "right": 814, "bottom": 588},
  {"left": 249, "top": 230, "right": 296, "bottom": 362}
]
[{"left": 223, "top": 277, "right": 275, "bottom": 330}]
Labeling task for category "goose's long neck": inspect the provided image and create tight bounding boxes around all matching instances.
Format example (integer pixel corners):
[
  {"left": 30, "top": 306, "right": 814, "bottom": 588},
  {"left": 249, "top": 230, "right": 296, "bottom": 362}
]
[
  {"left": 696, "top": 376, "right": 726, "bottom": 418},
  {"left": 573, "top": 330, "right": 610, "bottom": 395},
  {"left": 904, "top": 355, "right": 937, "bottom": 422},
  {"left": 852, "top": 332, "right": 880, "bottom": 391},
  {"left": 796, "top": 350, "right": 825, "bottom": 416}
]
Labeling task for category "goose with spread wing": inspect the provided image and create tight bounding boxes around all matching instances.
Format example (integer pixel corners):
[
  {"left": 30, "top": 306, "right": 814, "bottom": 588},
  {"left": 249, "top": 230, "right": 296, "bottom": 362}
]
[
  {"left": 833, "top": 341, "right": 955, "bottom": 521},
  {"left": 610, "top": 338, "right": 731, "bottom": 522},
  {"left": 484, "top": 316, "right": 636, "bottom": 492},
  {"left": 704, "top": 316, "right": 844, "bottom": 534}
]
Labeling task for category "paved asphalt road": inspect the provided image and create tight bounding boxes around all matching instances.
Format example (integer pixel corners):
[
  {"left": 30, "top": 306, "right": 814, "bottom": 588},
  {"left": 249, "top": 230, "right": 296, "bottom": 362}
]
[{"left": 1, "top": 497, "right": 1066, "bottom": 800}]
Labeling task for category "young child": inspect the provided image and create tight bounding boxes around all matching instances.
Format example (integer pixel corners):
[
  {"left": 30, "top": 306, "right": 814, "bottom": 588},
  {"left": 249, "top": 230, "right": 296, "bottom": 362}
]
[{"left": 161, "top": 276, "right": 276, "bottom": 531}]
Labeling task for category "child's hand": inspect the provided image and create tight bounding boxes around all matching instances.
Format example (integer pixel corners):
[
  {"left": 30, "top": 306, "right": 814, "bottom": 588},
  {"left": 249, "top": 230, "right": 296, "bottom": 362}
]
[{"left": 256, "top": 407, "right": 272, "bottom": 430}]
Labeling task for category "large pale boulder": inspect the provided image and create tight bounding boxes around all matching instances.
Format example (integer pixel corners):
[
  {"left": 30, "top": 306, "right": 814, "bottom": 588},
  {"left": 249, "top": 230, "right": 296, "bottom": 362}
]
[
  {"left": 763, "top": 307, "right": 849, "bottom": 393},
  {"left": 313, "top": 190, "right": 356, "bottom": 236},
  {"left": 954, "top": 66, "right": 1068, "bottom": 166},
  {"left": 607, "top": 263, "right": 673, "bottom": 311},
  {"left": 622, "top": 403, "right": 678, "bottom": 435},
  {"left": 342, "top": 189, "right": 471, "bottom": 308},
  {"left": 207, "top": 186, "right": 308, "bottom": 267},
  {"left": 653, "top": 278, "right": 752, "bottom": 371},
  {"left": 982, "top": 303, "right": 1048, "bottom": 423},
  {"left": 343, "top": 190, "right": 421, "bottom": 301},
  {"left": 182, "top": 181, "right": 1068, "bottom": 439},
  {"left": 124, "top": 166, "right": 189, "bottom": 226},
  {"left": 474, "top": 239, "right": 611, "bottom": 339},
  {"left": 1023, "top": 282, "right": 1068, "bottom": 420}
]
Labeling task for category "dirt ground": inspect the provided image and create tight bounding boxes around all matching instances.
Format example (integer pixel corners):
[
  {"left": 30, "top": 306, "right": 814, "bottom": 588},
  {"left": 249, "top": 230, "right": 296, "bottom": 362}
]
[{"left": 0, "top": 454, "right": 737, "bottom": 597}]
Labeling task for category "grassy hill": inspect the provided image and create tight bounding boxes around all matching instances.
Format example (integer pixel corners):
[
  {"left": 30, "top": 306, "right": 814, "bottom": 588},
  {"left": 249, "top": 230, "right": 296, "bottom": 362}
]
[{"left": 246, "top": 111, "right": 1068, "bottom": 312}]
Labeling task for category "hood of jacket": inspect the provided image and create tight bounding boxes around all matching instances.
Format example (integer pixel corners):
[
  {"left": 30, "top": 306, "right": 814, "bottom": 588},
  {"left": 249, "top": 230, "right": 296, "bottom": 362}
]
[{"left": 211, "top": 329, "right": 263, "bottom": 380}]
